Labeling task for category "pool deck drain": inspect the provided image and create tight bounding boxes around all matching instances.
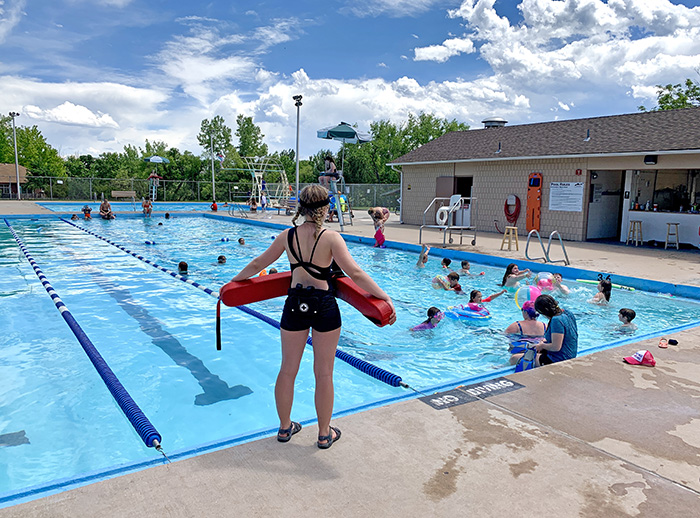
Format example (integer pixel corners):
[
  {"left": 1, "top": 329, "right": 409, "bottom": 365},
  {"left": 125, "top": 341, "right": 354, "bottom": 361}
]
[{"left": 2, "top": 201, "right": 700, "bottom": 517}]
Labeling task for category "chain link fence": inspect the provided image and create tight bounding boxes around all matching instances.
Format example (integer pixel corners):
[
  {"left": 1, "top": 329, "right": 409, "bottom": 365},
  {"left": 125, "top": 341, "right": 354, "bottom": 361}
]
[{"left": 15, "top": 176, "right": 401, "bottom": 210}]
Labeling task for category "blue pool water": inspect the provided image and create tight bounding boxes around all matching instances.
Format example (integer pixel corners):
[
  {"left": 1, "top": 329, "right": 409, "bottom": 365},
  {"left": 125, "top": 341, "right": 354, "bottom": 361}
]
[
  {"left": 2, "top": 215, "right": 700, "bottom": 504},
  {"left": 37, "top": 201, "right": 239, "bottom": 213}
]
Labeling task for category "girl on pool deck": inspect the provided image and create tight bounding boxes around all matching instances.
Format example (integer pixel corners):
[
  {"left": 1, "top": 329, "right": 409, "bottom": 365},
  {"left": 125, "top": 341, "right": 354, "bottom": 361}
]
[
  {"left": 229, "top": 184, "right": 396, "bottom": 449},
  {"left": 501, "top": 263, "right": 532, "bottom": 290}
]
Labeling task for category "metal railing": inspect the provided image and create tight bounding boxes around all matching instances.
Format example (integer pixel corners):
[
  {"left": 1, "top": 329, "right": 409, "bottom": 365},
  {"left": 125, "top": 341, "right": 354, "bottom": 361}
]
[
  {"left": 525, "top": 230, "right": 570, "bottom": 265},
  {"left": 8, "top": 175, "right": 401, "bottom": 209}
]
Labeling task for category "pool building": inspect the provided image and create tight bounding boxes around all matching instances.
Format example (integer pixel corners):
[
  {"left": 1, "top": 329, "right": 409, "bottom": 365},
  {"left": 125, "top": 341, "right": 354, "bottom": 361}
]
[{"left": 392, "top": 108, "right": 700, "bottom": 246}]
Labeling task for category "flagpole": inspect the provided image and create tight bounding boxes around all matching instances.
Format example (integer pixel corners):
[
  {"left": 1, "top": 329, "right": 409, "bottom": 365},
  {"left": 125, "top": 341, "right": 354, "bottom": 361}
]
[{"left": 210, "top": 133, "right": 216, "bottom": 201}]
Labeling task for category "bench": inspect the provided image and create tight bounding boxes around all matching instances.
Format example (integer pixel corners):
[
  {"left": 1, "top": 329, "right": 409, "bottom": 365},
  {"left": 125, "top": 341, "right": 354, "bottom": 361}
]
[
  {"left": 273, "top": 198, "right": 297, "bottom": 215},
  {"left": 111, "top": 190, "right": 137, "bottom": 201}
]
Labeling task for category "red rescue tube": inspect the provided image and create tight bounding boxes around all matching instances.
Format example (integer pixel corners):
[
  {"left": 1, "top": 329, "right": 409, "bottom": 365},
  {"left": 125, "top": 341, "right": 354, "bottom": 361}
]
[{"left": 219, "top": 271, "right": 393, "bottom": 327}]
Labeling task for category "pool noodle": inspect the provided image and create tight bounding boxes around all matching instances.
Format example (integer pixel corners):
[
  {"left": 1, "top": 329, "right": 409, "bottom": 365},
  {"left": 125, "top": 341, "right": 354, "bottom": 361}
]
[{"left": 575, "top": 279, "right": 635, "bottom": 291}]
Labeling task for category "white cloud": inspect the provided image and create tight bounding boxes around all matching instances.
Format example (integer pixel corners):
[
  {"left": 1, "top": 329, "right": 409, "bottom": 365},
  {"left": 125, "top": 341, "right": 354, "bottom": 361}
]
[
  {"left": 24, "top": 101, "right": 119, "bottom": 128},
  {"left": 442, "top": 0, "right": 700, "bottom": 108},
  {"left": 0, "top": 0, "right": 25, "bottom": 44},
  {"left": 377, "top": 62, "right": 388, "bottom": 68},
  {"left": 414, "top": 37, "right": 475, "bottom": 62},
  {"left": 347, "top": 0, "right": 443, "bottom": 17}
]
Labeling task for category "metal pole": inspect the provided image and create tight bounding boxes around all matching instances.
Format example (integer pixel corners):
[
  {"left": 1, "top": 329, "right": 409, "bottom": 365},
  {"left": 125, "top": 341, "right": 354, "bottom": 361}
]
[
  {"left": 210, "top": 133, "right": 216, "bottom": 201},
  {"left": 293, "top": 95, "right": 302, "bottom": 200},
  {"left": 10, "top": 112, "right": 20, "bottom": 200}
]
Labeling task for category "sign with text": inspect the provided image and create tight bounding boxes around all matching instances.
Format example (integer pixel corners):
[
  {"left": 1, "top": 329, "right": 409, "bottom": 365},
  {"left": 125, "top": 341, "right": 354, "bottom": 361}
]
[
  {"left": 420, "top": 377, "right": 524, "bottom": 409},
  {"left": 549, "top": 182, "right": 584, "bottom": 211}
]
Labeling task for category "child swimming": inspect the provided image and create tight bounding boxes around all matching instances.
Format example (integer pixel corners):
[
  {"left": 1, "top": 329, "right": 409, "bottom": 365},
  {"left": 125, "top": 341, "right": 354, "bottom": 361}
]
[
  {"left": 458, "top": 260, "right": 485, "bottom": 276},
  {"left": 501, "top": 263, "right": 531, "bottom": 290},
  {"left": 551, "top": 273, "right": 570, "bottom": 295},
  {"left": 416, "top": 245, "right": 430, "bottom": 268},
  {"left": 410, "top": 307, "right": 444, "bottom": 331},
  {"left": 432, "top": 272, "right": 463, "bottom": 293},
  {"left": 590, "top": 278, "right": 612, "bottom": 304},
  {"left": 441, "top": 258, "right": 451, "bottom": 269},
  {"left": 469, "top": 289, "right": 506, "bottom": 304},
  {"left": 618, "top": 308, "right": 637, "bottom": 330}
]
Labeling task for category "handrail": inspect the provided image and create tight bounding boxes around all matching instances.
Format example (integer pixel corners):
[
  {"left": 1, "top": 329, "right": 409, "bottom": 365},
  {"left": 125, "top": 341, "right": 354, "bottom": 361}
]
[
  {"left": 525, "top": 229, "right": 571, "bottom": 265},
  {"left": 546, "top": 231, "right": 571, "bottom": 265},
  {"left": 525, "top": 229, "right": 547, "bottom": 263}
]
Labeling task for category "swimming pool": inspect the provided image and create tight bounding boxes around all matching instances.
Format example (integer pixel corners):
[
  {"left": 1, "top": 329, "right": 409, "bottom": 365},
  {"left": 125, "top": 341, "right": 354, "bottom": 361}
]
[
  {"left": 37, "top": 201, "right": 240, "bottom": 213},
  {"left": 3, "top": 215, "right": 700, "bottom": 505}
]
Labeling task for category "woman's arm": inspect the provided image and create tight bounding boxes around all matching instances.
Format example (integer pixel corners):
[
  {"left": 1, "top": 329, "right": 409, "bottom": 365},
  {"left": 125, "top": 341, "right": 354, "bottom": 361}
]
[
  {"left": 535, "top": 332, "right": 564, "bottom": 353},
  {"left": 329, "top": 233, "right": 396, "bottom": 320},
  {"left": 230, "top": 232, "right": 287, "bottom": 282}
]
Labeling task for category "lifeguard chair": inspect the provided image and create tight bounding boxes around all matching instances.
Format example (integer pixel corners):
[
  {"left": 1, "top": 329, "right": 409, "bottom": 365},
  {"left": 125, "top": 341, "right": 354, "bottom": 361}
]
[{"left": 148, "top": 171, "right": 162, "bottom": 201}]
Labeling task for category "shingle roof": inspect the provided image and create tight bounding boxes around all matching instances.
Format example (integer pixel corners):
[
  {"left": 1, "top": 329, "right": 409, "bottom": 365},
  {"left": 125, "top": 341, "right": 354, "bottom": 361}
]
[{"left": 389, "top": 108, "right": 700, "bottom": 165}]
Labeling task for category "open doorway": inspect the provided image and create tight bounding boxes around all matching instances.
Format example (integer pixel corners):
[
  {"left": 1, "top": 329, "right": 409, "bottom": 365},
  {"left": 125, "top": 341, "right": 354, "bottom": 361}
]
[{"left": 586, "top": 170, "right": 624, "bottom": 240}]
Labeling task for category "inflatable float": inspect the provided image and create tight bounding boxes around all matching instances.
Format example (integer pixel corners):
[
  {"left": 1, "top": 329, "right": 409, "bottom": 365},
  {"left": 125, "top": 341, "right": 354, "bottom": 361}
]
[{"left": 444, "top": 303, "right": 491, "bottom": 320}]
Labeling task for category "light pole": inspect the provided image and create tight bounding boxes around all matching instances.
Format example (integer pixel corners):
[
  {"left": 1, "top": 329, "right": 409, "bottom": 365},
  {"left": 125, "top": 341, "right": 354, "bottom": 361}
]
[
  {"left": 210, "top": 132, "right": 216, "bottom": 201},
  {"left": 293, "top": 95, "right": 302, "bottom": 200},
  {"left": 9, "top": 112, "right": 20, "bottom": 200}
]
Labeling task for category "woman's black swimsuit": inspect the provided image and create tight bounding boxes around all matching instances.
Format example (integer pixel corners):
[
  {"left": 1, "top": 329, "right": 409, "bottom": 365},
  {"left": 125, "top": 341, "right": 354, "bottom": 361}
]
[{"left": 279, "top": 227, "right": 341, "bottom": 332}]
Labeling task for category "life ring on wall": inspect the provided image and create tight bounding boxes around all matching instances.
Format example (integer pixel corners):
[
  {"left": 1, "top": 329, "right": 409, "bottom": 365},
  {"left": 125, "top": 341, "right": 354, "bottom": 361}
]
[
  {"left": 436, "top": 207, "right": 450, "bottom": 226},
  {"left": 504, "top": 195, "right": 521, "bottom": 224}
]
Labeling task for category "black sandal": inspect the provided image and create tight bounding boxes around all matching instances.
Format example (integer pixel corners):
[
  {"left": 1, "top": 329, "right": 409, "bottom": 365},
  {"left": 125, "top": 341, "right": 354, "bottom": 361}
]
[
  {"left": 277, "top": 421, "right": 302, "bottom": 442},
  {"left": 317, "top": 426, "right": 341, "bottom": 449}
]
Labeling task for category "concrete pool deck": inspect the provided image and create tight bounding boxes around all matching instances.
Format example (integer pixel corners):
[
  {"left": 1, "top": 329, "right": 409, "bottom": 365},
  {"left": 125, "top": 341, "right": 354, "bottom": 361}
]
[{"left": 2, "top": 201, "right": 700, "bottom": 516}]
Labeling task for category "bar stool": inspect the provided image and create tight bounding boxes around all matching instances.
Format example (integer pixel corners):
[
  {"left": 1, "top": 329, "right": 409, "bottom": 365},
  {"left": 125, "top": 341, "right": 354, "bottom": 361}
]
[
  {"left": 500, "top": 226, "right": 519, "bottom": 251},
  {"left": 626, "top": 220, "right": 643, "bottom": 246},
  {"left": 665, "top": 222, "right": 680, "bottom": 250}
]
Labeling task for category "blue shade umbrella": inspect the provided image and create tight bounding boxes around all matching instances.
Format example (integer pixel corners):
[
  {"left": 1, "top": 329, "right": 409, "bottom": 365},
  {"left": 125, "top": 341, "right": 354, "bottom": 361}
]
[
  {"left": 143, "top": 156, "right": 170, "bottom": 164},
  {"left": 317, "top": 122, "right": 372, "bottom": 172}
]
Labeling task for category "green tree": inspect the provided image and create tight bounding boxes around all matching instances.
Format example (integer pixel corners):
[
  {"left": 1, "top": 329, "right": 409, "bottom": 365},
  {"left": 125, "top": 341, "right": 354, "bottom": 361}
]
[
  {"left": 15, "top": 125, "right": 65, "bottom": 176},
  {"left": 197, "top": 115, "right": 232, "bottom": 158},
  {"left": 236, "top": 114, "right": 268, "bottom": 157},
  {"left": 639, "top": 78, "right": 700, "bottom": 111},
  {"left": 340, "top": 113, "right": 469, "bottom": 183},
  {"left": 0, "top": 115, "right": 14, "bottom": 164}
]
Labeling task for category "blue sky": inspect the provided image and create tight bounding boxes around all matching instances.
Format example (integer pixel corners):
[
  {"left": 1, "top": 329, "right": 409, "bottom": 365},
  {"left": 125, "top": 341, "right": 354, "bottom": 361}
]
[{"left": 1, "top": 0, "right": 700, "bottom": 160}]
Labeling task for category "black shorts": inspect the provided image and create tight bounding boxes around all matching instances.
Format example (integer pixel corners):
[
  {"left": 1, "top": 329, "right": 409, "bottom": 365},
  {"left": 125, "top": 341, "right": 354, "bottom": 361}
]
[
  {"left": 321, "top": 172, "right": 340, "bottom": 180},
  {"left": 280, "top": 286, "right": 341, "bottom": 332},
  {"left": 539, "top": 351, "right": 554, "bottom": 365}
]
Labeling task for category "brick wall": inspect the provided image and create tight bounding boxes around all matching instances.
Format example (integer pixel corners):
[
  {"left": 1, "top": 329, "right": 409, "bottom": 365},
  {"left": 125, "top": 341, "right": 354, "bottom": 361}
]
[{"left": 402, "top": 158, "right": 590, "bottom": 241}]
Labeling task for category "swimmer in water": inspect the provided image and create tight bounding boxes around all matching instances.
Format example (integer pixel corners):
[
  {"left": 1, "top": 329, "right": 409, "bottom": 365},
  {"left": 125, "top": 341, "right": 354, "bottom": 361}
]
[
  {"left": 416, "top": 244, "right": 430, "bottom": 268},
  {"left": 433, "top": 272, "right": 463, "bottom": 293},
  {"left": 458, "top": 260, "right": 485, "bottom": 276},
  {"left": 501, "top": 263, "right": 531, "bottom": 289},
  {"left": 590, "top": 278, "right": 612, "bottom": 305},
  {"left": 551, "top": 273, "right": 570, "bottom": 295},
  {"left": 469, "top": 289, "right": 506, "bottom": 304},
  {"left": 410, "top": 307, "right": 443, "bottom": 331},
  {"left": 618, "top": 308, "right": 637, "bottom": 330}
]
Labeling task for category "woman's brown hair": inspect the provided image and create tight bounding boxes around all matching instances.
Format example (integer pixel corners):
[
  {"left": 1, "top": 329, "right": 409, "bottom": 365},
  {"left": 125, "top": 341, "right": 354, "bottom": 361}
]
[{"left": 292, "top": 184, "right": 329, "bottom": 238}]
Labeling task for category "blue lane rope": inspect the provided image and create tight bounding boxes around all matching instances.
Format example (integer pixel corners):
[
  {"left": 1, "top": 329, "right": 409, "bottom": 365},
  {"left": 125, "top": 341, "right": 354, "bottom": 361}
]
[
  {"left": 4, "top": 219, "right": 163, "bottom": 449},
  {"left": 60, "top": 218, "right": 408, "bottom": 388}
]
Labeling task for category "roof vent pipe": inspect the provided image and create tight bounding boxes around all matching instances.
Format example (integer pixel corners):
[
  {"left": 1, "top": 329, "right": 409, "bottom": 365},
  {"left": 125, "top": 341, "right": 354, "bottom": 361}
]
[
  {"left": 583, "top": 129, "right": 591, "bottom": 142},
  {"left": 482, "top": 117, "right": 507, "bottom": 128}
]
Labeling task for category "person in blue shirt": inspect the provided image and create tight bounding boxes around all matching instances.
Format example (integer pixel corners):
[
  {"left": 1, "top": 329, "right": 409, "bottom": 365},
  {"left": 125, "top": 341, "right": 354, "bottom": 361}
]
[{"left": 534, "top": 294, "right": 578, "bottom": 366}]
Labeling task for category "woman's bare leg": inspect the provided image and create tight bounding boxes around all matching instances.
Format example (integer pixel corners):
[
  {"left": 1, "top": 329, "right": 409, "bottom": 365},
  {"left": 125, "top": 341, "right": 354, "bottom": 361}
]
[
  {"left": 311, "top": 327, "right": 341, "bottom": 442},
  {"left": 276, "top": 329, "right": 309, "bottom": 430}
]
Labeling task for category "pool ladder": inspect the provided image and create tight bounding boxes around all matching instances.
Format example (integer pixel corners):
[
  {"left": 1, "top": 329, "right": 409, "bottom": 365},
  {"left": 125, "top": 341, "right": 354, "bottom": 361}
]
[{"left": 525, "top": 230, "right": 570, "bottom": 265}]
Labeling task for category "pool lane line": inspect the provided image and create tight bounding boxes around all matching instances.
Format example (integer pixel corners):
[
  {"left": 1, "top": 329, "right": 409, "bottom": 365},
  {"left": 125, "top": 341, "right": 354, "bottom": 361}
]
[
  {"left": 51, "top": 237, "right": 254, "bottom": 406},
  {"left": 3, "top": 219, "right": 165, "bottom": 454},
  {"left": 60, "top": 218, "right": 408, "bottom": 389}
]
